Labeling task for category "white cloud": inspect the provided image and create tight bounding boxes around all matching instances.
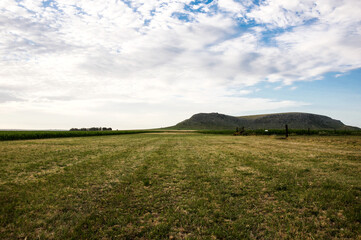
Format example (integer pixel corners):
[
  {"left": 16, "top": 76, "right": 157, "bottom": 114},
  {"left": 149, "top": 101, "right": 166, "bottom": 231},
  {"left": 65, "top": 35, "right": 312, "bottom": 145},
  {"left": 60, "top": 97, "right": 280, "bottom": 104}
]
[
  {"left": 239, "top": 90, "right": 252, "bottom": 95},
  {"left": 0, "top": 0, "right": 360, "bottom": 128},
  {"left": 217, "top": 0, "right": 248, "bottom": 17},
  {"left": 0, "top": 95, "right": 305, "bottom": 129}
]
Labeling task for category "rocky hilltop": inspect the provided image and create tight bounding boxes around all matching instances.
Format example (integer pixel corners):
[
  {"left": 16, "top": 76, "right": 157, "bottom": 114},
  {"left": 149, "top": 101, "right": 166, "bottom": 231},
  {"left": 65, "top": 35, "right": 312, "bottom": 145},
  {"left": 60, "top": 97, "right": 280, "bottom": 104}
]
[{"left": 172, "top": 112, "right": 360, "bottom": 130}]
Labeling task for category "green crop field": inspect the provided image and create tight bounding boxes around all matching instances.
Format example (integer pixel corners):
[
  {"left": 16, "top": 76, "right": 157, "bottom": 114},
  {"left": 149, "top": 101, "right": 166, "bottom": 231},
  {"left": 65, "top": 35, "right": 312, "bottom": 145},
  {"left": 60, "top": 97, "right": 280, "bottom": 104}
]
[
  {"left": 0, "top": 130, "right": 156, "bottom": 141},
  {"left": 0, "top": 133, "right": 360, "bottom": 239}
]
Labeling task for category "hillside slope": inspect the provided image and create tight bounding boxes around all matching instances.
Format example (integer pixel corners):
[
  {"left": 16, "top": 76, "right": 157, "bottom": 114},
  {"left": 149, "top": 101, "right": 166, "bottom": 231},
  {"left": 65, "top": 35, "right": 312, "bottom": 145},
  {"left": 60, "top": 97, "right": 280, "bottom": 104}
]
[{"left": 172, "top": 112, "right": 360, "bottom": 130}]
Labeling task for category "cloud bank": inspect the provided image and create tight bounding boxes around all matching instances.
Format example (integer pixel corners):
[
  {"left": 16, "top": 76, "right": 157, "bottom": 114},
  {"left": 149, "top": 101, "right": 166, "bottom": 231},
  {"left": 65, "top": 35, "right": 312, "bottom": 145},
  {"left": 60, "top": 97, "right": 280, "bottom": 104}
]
[{"left": 1, "top": 0, "right": 360, "bottom": 128}]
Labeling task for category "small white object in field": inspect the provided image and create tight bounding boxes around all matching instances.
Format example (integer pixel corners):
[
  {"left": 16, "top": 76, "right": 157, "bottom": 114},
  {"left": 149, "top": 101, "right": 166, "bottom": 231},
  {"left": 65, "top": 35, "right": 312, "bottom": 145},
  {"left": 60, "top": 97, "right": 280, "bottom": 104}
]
[{"left": 265, "top": 130, "right": 268, "bottom": 132}]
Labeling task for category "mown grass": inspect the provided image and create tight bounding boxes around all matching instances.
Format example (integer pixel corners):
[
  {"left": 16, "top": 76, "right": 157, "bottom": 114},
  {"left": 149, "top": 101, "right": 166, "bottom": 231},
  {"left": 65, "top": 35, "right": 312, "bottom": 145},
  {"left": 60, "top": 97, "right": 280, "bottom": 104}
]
[{"left": 0, "top": 134, "right": 360, "bottom": 239}]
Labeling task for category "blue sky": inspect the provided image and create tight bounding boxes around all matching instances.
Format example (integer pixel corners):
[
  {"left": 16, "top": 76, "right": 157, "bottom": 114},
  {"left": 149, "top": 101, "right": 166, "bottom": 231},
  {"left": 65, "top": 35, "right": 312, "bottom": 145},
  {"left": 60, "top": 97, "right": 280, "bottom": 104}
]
[{"left": 0, "top": 0, "right": 360, "bottom": 129}]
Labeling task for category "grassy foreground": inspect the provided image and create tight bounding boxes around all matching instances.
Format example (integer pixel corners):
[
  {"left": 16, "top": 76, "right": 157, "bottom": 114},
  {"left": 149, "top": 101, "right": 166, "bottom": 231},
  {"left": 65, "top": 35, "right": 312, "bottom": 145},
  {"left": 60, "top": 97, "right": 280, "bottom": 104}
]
[{"left": 0, "top": 134, "right": 360, "bottom": 239}]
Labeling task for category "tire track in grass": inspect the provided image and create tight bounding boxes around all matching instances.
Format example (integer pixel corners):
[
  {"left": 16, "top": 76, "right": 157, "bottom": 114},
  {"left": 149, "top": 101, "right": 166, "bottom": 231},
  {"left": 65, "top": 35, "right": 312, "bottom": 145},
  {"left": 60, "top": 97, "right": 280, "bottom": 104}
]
[
  {"left": 0, "top": 134, "right": 160, "bottom": 239},
  {"left": 68, "top": 134, "right": 259, "bottom": 239},
  {"left": 214, "top": 135, "right": 361, "bottom": 239},
  {"left": 151, "top": 135, "right": 265, "bottom": 239},
  {"left": 65, "top": 135, "right": 176, "bottom": 239}
]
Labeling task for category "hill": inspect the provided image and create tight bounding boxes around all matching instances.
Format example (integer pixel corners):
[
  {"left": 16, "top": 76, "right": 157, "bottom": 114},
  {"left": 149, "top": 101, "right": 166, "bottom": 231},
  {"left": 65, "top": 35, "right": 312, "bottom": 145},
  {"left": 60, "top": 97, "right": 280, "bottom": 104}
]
[{"left": 172, "top": 112, "right": 360, "bottom": 130}]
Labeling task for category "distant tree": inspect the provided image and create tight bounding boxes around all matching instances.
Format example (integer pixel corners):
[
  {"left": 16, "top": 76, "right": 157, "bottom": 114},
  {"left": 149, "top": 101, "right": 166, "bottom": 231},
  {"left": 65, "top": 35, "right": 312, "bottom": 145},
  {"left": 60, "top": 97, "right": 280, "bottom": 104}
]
[{"left": 70, "top": 127, "right": 112, "bottom": 131}]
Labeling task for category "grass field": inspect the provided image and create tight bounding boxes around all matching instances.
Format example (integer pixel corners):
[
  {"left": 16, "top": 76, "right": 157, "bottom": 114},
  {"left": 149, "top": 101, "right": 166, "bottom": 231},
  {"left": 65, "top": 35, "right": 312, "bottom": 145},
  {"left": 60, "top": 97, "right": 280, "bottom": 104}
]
[
  {"left": 0, "top": 133, "right": 360, "bottom": 239},
  {"left": 0, "top": 130, "right": 155, "bottom": 141},
  {"left": 2, "top": 129, "right": 360, "bottom": 142}
]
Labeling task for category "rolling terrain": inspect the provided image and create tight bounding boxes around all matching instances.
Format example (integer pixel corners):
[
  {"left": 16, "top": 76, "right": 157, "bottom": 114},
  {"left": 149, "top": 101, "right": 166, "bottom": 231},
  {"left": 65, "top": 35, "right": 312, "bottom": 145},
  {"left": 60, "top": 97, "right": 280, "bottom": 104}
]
[{"left": 172, "top": 112, "right": 360, "bottom": 130}]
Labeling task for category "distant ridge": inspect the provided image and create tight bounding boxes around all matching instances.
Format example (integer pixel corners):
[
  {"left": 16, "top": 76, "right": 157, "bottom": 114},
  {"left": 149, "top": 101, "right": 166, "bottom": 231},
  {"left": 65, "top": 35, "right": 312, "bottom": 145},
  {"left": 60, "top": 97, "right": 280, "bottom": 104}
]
[{"left": 171, "top": 112, "right": 360, "bottom": 130}]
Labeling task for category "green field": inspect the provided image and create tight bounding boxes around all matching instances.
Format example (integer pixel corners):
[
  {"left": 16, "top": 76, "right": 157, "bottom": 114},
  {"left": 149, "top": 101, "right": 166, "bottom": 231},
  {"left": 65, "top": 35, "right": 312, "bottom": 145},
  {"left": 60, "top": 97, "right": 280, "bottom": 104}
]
[
  {"left": 2, "top": 129, "right": 360, "bottom": 142},
  {"left": 1, "top": 133, "right": 360, "bottom": 239},
  {"left": 0, "top": 130, "right": 155, "bottom": 141}
]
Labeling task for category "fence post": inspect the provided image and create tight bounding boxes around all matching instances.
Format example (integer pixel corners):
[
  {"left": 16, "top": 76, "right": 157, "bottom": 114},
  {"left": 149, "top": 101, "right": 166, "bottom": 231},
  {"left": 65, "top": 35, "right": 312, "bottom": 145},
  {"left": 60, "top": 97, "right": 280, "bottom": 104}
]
[{"left": 285, "top": 124, "right": 289, "bottom": 138}]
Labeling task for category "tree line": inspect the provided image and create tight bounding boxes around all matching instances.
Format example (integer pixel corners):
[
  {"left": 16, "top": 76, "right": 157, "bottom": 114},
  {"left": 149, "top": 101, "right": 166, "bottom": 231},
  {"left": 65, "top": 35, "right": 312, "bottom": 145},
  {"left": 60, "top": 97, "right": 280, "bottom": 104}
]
[{"left": 70, "top": 127, "right": 112, "bottom": 131}]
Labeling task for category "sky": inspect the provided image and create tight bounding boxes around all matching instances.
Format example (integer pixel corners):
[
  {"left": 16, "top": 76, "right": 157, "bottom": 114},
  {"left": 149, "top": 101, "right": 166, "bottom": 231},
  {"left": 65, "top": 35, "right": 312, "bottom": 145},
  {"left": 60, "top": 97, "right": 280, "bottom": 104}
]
[{"left": 0, "top": 0, "right": 361, "bottom": 129}]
